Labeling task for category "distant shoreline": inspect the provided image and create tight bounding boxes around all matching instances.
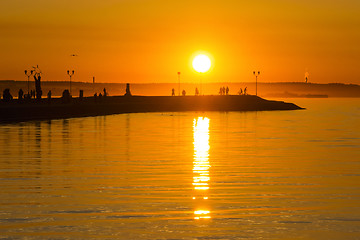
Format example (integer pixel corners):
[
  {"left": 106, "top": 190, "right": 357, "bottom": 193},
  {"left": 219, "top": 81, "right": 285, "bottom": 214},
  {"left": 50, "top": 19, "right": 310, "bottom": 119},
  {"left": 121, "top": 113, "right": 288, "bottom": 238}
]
[{"left": 0, "top": 95, "right": 303, "bottom": 123}]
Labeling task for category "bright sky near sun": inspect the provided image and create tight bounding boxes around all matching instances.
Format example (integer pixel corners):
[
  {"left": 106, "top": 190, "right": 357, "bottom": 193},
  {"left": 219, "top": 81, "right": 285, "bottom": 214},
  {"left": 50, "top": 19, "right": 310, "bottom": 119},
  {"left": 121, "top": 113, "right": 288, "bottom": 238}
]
[{"left": 1, "top": 0, "right": 360, "bottom": 83}]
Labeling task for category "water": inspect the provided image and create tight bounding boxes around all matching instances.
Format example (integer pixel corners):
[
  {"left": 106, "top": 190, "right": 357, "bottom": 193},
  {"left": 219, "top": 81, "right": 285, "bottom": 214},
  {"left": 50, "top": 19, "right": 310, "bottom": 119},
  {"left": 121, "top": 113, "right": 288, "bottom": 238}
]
[{"left": 0, "top": 98, "right": 360, "bottom": 239}]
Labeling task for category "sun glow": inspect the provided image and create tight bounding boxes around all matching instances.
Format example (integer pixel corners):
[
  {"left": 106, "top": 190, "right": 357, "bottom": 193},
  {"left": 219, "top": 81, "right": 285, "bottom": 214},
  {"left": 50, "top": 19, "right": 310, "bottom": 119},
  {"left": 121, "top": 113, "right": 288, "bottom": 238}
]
[{"left": 192, "top": 54, "right": 211, "bottom": 73}]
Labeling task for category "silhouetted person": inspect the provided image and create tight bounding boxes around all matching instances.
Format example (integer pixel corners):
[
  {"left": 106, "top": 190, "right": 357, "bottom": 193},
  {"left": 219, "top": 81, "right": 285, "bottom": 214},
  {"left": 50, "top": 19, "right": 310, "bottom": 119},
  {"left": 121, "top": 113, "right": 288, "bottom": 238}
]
[
  {"left": 195, "top": 88, "right": 199, "bottom": 96},
  {"left": 34, "top": 73, "right": 42, "bottom": 99},
  {"left": 3, "top": 89, "right": 13, "bottom": 102},
  {"left": 222, "top": 86, "right": 225, "bottom": 95},
  {"left": 47, "top": 90, "right": 52, "bottom": 103},
  {"left": 226, "top": 86, "right": 229, "bottom": 95},
  {"left": 24, "top": 93, "right": 30, "bottom": 101},
  {"left": 99, "top": 92, "right": 102, "bottom": 101},
  {"left": 244, "top": 87, "right": 247, "bottom": 95},
  {"left": 182, "top": 89, "right": 186, "bottom": 96},
  {"left": 103, "top": 88, "right": 107, "bottom": 97},
  {"left": 171, "top": 88, "right": 175, "bottom": 96},
  {"left": 219, "top": 87, "right": 222, "bottom": 95},
  {"left": 62, "top": 90, "right": 71, "bottom": 103},
  {"left": 94, "top": 93, "right": 97, "bottom": 102},
  {"left": 238, "top": 88, "right": 243, "bottom": 95},
  {"left": 125, "top": 83, "right": 132, "bottom": 96},
  {"left": 18, "top": 89, "right": 24, "bottom": 101},
  {"left": 79, "top": 90, "right": 83, "bottom": 100}
]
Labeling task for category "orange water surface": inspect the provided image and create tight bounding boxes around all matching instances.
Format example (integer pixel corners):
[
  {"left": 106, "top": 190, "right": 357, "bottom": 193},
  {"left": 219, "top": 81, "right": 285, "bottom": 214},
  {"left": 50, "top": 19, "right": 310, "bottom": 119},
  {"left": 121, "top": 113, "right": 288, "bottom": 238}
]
[{"left": 0, "top": 98, "right": 359, "bottom": 239}]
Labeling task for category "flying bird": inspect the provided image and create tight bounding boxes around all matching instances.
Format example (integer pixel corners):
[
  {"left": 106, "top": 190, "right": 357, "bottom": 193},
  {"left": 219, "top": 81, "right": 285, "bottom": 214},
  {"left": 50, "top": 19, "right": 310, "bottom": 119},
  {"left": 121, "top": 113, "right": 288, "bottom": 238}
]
[{"left": 70, "top": 54, "right": 78, "bottom": 57}]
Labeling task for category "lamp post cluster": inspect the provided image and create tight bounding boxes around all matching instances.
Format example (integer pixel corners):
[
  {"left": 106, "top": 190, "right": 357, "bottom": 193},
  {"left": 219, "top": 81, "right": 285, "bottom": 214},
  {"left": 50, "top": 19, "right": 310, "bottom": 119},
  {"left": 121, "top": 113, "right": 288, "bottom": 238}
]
[
  {"left": 67, "top": 70, "right": 75, "bottom": 95},
  {"left": 253, "top": 71, "right": 260, "bottom": 96}
]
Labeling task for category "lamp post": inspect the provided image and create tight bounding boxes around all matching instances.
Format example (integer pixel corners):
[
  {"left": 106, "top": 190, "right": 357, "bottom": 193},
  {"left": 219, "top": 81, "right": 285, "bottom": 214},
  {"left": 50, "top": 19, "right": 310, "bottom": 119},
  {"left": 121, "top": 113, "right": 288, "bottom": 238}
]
[
  {"left": 24, "top": 70, "right": 34, "bottom": 95},
  {"left": 192, "top": 54, "right": 211, "bottom": 96},
  {"left": 253, "top": 71, "right": 260, "bottom": 96},
  {"left": 67, "top": 70, "right": 75, "bottom": 95},
  {"left": 177, "top": 72, "right": 181, "bottom": 96},
  {"left": 200, "top": 72, "right": 203, "bottom": 95}
]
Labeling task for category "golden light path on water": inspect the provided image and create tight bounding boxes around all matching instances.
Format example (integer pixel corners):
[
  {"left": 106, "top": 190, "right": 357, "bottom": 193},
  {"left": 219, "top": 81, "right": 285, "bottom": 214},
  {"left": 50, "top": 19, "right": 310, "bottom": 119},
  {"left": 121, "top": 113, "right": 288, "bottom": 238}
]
[{"left": 192, "top": 117, "right": 211, "bottom": 220}]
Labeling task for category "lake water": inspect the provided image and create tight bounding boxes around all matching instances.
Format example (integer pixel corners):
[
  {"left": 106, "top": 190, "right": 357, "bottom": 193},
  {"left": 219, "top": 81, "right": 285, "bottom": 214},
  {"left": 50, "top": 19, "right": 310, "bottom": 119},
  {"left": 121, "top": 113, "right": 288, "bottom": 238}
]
[{"left": 0, "top": 98, "right": 360, "bottom": 239}]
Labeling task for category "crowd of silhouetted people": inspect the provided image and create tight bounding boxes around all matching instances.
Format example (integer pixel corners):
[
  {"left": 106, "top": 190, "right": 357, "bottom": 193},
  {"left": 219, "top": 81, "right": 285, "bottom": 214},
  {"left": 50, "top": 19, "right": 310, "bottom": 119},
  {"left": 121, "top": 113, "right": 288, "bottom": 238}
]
[
  {"left": 238, "top": 87, "right": 247, "bottom": 95},
  {"left": 219, "top": 86, "right": 229, "bottom": 95},
  {"left": 1, "top": 82, "right": 253, "bottom": 105},
  {"left": 93, "top": 88, "right": 108, "bottom": 102},
  {"left": 0, "top": 87, "right": 110, "bottom": 104},
  {"left": 169, "top": 86, "right": 249, "bottom": 96}
]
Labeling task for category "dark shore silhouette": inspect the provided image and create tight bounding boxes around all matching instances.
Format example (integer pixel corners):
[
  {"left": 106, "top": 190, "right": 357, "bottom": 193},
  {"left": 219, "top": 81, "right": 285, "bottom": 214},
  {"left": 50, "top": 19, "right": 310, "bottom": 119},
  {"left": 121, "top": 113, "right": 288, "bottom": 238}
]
[
  {"left": 1, "top": 81, "right": 360, "bottom": 98},
  {"left": 0, "top": 95, "right": 303, "bottom": 123}
]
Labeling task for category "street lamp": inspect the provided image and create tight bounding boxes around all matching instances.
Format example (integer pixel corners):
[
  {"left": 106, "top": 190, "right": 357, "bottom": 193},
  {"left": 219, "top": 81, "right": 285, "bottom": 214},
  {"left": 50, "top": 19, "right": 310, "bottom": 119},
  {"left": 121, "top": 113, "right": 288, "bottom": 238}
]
[
  {"left": 24, "top": 69, "right": 34, "bottom": 95},
  {"left": 192, "top": 54, "right": 211, "bottom": 96},
  {"left": 67, "top": 70, "right": 75, "bottom": 95},
  {"left": 253, "top": 71, "right": 260, "bottom": 96},
  {"left": 177, "top": 72, "right": 181, "bottom": 96}
]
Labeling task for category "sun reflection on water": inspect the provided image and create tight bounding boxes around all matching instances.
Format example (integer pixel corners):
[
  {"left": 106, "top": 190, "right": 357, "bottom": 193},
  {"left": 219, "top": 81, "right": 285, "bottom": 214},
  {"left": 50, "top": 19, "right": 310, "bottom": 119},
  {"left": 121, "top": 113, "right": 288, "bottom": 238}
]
[{"left": 192, "top": 117, "right": 211, "bottom": 220}]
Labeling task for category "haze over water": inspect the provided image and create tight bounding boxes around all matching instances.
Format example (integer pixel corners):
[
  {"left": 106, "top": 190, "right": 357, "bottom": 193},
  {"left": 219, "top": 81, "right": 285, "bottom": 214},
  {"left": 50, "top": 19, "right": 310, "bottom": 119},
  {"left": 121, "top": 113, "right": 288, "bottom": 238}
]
[{"left": 1, "top": 98, "right": 360, "bottom": 239}]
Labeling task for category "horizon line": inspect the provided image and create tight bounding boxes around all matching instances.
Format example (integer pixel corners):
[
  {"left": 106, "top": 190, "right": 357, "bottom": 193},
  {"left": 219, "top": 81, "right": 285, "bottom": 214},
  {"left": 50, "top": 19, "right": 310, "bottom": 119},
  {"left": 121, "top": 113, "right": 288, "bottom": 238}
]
[{"left": 0, "top": 80, "right": 359, "bottom": 86}]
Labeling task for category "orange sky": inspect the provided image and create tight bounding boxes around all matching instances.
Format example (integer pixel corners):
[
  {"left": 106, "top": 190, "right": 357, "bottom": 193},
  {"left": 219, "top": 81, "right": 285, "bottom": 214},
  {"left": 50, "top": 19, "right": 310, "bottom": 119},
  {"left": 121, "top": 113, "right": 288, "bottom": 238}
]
[{"left": 1, "top": 0, "right": 360, "bottom": 84}]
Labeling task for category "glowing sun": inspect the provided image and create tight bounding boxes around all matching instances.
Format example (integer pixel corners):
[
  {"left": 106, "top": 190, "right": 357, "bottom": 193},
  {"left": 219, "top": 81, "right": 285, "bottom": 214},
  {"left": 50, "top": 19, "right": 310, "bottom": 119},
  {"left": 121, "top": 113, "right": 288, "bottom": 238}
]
[{"left": 192, "top": 54, "right": 211, "bottom": 73}]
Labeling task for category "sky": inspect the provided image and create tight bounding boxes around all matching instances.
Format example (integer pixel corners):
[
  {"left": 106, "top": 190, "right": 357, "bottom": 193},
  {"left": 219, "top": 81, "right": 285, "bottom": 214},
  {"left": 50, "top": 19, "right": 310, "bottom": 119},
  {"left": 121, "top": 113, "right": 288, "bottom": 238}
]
[{"left": 1, "top": 0, "right": 360, "bottom": 84}]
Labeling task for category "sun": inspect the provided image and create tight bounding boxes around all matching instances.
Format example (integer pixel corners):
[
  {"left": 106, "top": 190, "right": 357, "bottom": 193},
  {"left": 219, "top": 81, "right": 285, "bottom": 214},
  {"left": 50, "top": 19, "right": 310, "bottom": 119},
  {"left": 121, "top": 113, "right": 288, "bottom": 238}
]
[{"left": 192, "top": 54, "right": 211, "bottom": 73}]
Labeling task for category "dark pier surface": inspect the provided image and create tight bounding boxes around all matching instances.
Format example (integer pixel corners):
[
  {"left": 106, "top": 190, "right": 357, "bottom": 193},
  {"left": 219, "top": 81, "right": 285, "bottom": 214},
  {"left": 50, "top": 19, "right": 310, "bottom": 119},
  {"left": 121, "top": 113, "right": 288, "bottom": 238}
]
[{"left": 0, "top": 95, "right": 303, "bottom": 123}]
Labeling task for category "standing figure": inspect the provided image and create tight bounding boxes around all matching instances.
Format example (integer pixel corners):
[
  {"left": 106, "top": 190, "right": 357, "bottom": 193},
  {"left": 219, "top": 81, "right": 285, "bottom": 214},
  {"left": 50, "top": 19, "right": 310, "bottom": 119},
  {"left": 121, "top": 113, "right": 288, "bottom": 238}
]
[
  {"left": 172, "top": 88, "right": 175, "bottom": 96},
  {"left": 182, "top": 89, "right": 186, "bottom": 96},
  {"left": 226, "top": 86, "right": 229, "bottom": 95},
  {"left": 244, "top": 87, "right": 247, "bottom": 95},
  {"left": 18, "top": 89, "right": 24, "bottom": 101},
  {"left": 103, "top": 88, "right": 107, "bottom": 97},
  {"left": 238, "top": 88, "right": 243, "bottom": 95},
  {"left": 47, "top": 90, "right": 52, "bottom": 103},
  {"left": 195, "top": 88, "right": 199, "bottom": 96}
]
